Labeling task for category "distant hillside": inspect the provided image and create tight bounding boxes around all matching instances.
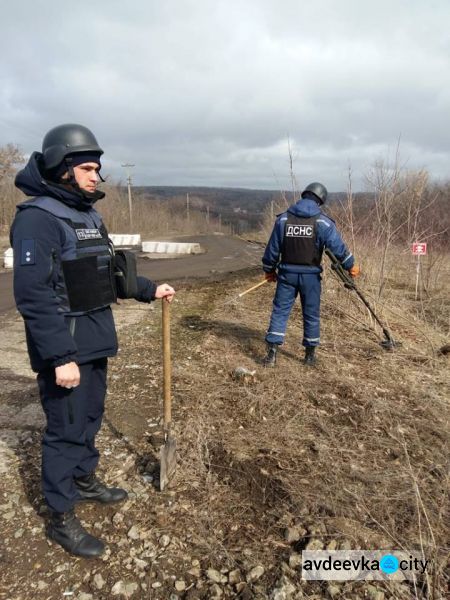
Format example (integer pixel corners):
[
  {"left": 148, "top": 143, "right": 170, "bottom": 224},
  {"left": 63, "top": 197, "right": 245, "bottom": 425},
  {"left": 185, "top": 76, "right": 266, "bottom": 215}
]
[
  {"left": 134, "top": 186, "right": 287, "bottom": 233},
  {"left": 134, "top": 185, "right": 351, "bottom": 233}
]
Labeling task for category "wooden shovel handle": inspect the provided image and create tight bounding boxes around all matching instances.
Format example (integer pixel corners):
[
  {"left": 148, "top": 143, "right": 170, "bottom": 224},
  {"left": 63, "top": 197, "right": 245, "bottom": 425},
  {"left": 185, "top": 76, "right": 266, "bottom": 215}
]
[
  {"left": 162, "top": 299, "right": 171, "bottom": 426},
  {"left": 238, "top": 279, "right": 268, "bottom": 298}
]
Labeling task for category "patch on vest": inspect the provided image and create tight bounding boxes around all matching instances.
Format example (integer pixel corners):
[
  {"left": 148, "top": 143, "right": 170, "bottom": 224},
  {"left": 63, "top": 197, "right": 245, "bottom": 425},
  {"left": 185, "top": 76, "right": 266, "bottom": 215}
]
[
  {"left": 75, "top": 228, "right": 103, "bottom": 241},
  {"left": 286, "top": 225, "right": 313, "bottom": 237}
]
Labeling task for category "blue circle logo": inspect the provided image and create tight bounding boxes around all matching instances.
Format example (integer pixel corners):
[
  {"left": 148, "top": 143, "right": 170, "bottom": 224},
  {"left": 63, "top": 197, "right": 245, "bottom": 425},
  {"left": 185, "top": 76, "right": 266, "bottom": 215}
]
[{"left": 380, "top": 554, "right": 399, "bottom": 574}]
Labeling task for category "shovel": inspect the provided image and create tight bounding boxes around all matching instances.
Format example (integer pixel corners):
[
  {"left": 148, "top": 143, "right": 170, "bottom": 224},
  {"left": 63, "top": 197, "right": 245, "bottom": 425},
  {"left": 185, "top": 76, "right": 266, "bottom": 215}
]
[{"left": 159, "top": 299, "right": 177, "bottom": 491}]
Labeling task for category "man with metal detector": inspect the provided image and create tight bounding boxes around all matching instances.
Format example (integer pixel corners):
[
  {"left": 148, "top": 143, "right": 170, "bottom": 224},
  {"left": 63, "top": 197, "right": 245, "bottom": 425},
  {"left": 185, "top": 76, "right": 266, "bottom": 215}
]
[
  {"left": 262, "top": 182, "right": 359, "bottom": 367},
  {"left": 10, "top": 124, "right": 175, "bottom": 558}
]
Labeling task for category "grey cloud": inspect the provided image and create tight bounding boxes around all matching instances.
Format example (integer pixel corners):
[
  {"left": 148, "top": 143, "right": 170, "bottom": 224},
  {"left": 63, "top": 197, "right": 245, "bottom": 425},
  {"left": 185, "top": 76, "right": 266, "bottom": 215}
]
[{"left": 1, "top": 0, "right": 449, "bottom": 190}]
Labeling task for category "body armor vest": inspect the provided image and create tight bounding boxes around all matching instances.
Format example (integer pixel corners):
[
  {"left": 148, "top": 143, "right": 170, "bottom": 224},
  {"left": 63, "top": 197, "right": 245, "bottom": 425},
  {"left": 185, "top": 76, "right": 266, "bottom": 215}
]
[
  {"left": 19, "top": 196, "right": 116, "bottom": 315},
  {"left": 281, "top": 214, "right": 322, "bottom": 267}
]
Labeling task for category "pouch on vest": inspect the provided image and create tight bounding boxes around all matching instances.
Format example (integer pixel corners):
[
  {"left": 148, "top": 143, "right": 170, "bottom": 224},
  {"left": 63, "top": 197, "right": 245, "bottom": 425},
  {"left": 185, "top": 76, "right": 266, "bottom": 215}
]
[
  {"left": 114, "top": 250, "right": 138, "bottom": 299},
  {"left": 62, "top": 254, "right": 117, "bottom": 312}
]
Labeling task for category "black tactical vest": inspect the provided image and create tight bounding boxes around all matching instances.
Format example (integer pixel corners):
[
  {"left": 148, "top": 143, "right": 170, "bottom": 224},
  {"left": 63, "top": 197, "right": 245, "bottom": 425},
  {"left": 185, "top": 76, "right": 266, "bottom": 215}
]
[
  {"left": 281, "top": 214, "right": 322, "bottom": 267},
  {"left": 19, "top": 196, "right": 117, "bottom": 315}
]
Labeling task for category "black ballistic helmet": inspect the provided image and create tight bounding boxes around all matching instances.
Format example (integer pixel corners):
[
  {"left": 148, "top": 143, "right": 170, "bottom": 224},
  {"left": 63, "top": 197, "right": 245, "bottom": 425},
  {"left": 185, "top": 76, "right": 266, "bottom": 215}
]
[
  {"left": 42, "top": 124, "right": 103, "bottom": 170},
  {"left": 301, "top": 182, "right": 328, "bottom": 205}
]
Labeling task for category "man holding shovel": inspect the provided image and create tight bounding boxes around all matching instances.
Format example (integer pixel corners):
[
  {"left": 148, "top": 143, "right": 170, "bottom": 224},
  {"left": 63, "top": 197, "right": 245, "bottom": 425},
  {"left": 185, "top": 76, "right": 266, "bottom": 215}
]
[
  {"left": 262, "top": 182, "right": 359, "bottom": 367},
  {"left": 10, "top": 124, "right": 175, "bottom": 558}
]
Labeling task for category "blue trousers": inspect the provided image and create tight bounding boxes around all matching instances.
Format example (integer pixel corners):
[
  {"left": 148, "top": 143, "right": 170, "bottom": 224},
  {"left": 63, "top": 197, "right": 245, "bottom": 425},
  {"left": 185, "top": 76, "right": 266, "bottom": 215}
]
[
  {"left": 265, "top": 272, "right": 321, "bottom": 347},
  {"left": 37, "top": 358, "right": 107, "bottom": 513}
]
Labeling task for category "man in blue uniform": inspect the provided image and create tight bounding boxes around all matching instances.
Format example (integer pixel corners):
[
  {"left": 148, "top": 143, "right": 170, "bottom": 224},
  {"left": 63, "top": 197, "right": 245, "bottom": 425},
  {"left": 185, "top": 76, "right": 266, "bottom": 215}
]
[
  {"left": 10, "top": 124, "right": 175, "bottom": 558},
  {"left": 262, "top": 182, "right": 359, "bottom": 367}
]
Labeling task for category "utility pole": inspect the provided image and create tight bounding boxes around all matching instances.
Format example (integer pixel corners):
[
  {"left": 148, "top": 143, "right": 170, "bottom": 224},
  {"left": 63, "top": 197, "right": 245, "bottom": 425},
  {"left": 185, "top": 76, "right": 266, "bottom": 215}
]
[
  {"left": 186, "top": 192, "right": 190, "bottom": 223},
  {"left": 121, "top": 163, "right": 135, "bottom": 229}
]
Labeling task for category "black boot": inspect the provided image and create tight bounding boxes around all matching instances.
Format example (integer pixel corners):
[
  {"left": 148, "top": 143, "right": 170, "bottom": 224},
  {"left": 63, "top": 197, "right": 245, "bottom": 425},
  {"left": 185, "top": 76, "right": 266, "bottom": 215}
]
[
  {"left": 263, "top": 343, "right": 277, "bottom": 368},
  {"left": 303, "top": 346, "right": 317, "bottom": 366},
  {"left": 75, "top": 473, "right": 128, "bottom": 504},
  {"left": 47, "top": 509, "right": 105, "bottom": 558}
]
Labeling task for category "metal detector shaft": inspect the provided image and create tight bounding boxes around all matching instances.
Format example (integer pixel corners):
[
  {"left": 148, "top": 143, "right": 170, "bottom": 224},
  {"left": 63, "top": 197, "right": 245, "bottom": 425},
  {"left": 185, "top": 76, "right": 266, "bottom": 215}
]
[{"left": 325, "top": 248, "right": 396, "bottom": 347}]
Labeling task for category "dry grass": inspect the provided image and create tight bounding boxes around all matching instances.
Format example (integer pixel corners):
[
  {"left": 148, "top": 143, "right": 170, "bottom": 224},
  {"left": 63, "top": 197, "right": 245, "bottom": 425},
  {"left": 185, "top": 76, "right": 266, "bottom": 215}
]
[
  {"left": 97, "top": 246, "right": 449, "bottom": 598},
  {"left": 1, "top": 253, "right": 447, "bottom": 598},
  {"left": 150, "top": 252, "right": 449, "bottom": 598},
  {"left": 96, "top": 185, "right": 229, "bottom": 238}
]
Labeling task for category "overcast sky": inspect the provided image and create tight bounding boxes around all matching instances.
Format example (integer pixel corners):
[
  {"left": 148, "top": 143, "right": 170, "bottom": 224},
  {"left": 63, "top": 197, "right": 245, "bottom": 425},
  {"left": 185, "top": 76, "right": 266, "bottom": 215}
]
[{"left": 1, "top": 0, "right": 449, "bottom": 191}]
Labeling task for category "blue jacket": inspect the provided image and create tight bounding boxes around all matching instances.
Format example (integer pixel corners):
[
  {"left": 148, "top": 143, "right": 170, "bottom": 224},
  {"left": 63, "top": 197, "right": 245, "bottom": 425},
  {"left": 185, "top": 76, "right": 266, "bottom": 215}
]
[
  {"left": 10, "top": 153, "right": 157, "bottom": 372},
  {"left": 262, "top": 198, "right": 354, "bottom": 274}
]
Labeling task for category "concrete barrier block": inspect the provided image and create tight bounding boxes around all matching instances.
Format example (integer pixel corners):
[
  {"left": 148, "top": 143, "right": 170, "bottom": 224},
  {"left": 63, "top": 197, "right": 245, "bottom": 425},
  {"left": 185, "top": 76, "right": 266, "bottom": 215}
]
[
  {"left": 4, "top": 248, "right": 14, "bottom": 269},
  {"left": 109, "top": 234, "right": 141, "bottom": 247},
  {"left": 141, "top": 241, "right": 202, "bottom": 254}
]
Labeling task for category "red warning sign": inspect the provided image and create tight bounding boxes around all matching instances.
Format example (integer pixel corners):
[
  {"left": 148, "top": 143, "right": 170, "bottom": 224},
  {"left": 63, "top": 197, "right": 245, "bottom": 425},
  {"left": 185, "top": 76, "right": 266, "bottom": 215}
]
[{"left": 412, "top": 243, "right": 427, "bottom": 255}]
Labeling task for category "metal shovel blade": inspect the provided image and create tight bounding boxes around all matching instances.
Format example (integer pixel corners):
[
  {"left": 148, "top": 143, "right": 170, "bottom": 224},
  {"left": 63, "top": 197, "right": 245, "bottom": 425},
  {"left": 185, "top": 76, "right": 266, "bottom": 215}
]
[{"left": 160, "top": 431, "right": 177, "bottom": 491}]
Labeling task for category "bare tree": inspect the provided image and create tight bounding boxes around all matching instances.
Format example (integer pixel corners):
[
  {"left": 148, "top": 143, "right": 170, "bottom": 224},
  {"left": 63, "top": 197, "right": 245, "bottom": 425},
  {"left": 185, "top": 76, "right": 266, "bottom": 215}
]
[
  {"left": 0, "top": 144, "right": 25, "bottom": 233},
  {"left": 365, "top": 154, "right": 448, "bottom": 300},
  {"left": 0, "top": 144, "right": 23, "bottom": 181}
]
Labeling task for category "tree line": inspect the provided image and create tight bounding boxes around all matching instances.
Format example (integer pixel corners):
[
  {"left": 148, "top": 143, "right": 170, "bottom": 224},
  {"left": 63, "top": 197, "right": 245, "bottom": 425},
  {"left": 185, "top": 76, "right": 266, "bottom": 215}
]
[{"left": 1, "top": 143, "right": 449, "bottom": 256}]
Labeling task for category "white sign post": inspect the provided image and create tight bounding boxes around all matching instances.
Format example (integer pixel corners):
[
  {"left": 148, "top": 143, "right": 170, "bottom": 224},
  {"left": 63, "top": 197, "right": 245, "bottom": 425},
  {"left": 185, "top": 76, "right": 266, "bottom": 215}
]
[{"left": 412, "top": 243, "right": 427, "bottom": 300}]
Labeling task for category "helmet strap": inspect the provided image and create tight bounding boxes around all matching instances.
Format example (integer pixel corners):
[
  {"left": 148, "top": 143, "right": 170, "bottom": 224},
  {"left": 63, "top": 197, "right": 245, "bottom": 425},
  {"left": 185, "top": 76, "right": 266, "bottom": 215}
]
[
  {"left": 64, "top": 155, "right": 104, "bottom": 182},
  {"left": 64, "top": 156, "right": 77, "bottom": 186}
]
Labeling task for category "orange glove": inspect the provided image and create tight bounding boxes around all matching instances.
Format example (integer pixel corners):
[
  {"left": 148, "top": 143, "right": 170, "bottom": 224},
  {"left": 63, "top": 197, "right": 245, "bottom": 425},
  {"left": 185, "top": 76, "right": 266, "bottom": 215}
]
[
  {"left": 349, "top": 265, "right": 361, "bottom": 278},
  {"left": 264, "top": 272, "right": 277, "bottom": 282}
]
